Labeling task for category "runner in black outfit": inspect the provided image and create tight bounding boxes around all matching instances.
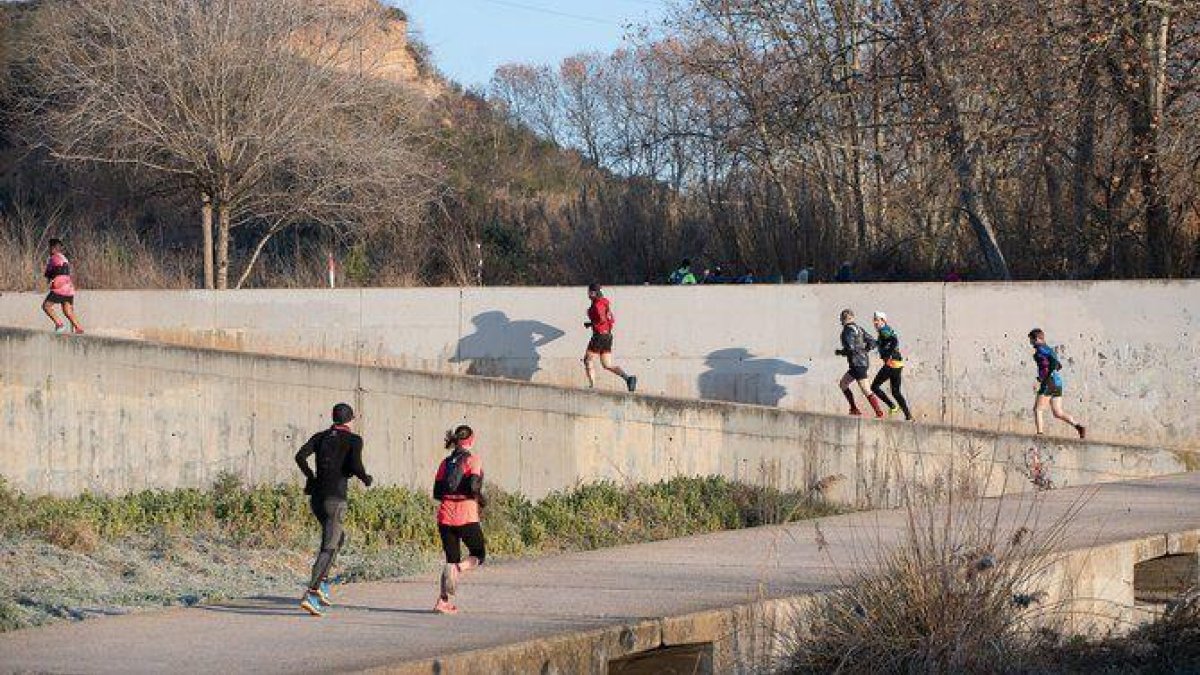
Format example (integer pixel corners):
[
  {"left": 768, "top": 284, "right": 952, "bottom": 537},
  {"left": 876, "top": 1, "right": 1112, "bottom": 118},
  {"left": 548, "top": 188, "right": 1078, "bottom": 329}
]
[
  {"left": 870, "top": 311, "right": 913, "bottom": 420},
  {"left": 294, "top": 402, "right": 373, "bottom": 616}
]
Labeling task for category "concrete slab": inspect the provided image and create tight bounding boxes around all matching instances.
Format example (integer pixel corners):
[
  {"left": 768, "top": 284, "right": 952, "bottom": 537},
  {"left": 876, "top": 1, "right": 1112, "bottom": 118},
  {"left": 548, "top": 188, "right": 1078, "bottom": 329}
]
[{"left": 3, "top": 472, "right": 1200, "bottom": 674}]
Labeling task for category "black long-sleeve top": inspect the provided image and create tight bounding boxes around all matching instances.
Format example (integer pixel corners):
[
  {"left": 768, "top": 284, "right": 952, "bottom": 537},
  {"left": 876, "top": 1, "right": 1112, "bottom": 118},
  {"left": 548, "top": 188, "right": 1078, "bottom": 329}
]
[{"left": 294, "top": 425, "right": 371, "bottom": 500}]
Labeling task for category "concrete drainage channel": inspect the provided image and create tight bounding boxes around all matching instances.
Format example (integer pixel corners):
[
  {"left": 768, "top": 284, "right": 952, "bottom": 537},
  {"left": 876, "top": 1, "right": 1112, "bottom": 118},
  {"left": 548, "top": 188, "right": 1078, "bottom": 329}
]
[
  {"left": 1134, "top": 551, "right": 1200, "bottom": 620},
  {"left": 609, "top": 643, "right": 714, "bottom": 674}
]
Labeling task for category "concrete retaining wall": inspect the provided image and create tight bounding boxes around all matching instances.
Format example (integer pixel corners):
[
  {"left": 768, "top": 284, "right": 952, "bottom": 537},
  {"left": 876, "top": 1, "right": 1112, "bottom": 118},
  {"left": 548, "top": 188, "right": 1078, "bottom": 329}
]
[
  {"left": 0, "top": 328, "right": 1188, "bottom": 500},
  {"left": 1, "top": 281, "right": 1194, "bottom": 451}
]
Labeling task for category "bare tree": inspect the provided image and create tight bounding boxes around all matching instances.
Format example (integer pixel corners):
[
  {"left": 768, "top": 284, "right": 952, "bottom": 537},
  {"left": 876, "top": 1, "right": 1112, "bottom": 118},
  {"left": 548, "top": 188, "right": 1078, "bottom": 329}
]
[{"left": 24, "top": 0, "right": 437, "bottom": 289}]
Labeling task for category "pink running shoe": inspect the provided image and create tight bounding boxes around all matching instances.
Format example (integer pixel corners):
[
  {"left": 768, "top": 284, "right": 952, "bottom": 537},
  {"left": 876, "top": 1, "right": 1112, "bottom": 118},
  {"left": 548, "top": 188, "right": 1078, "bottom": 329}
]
[{"left": 433, "top": 598, "right": 458, "bottom": 615}]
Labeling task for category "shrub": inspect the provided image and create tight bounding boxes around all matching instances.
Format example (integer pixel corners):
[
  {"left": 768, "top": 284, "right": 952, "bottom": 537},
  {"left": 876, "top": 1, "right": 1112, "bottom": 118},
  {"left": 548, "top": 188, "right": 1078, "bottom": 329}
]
[
  {"left": 1, "top": 475, "right": 839, "bottom": 558},
  {"left": 776, "top": 492, "right": 1077, "bottom": 674}
]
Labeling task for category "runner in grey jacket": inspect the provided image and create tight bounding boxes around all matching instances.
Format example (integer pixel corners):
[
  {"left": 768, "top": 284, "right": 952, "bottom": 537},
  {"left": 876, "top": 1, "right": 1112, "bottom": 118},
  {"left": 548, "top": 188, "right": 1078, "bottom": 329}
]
[{"left": 835, "top": 309, "right": 885, "bottom": 417}]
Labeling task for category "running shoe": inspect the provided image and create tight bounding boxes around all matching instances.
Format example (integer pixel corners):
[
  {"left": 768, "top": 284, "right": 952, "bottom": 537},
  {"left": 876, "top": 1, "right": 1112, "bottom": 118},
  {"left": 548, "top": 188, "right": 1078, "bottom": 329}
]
[
  {"left": 316, "top": 580, "right": 333, "bottom": 606},
  {"left": 849, "top": 408, "right": 863, "bottom": 416},
  {"left": 72, "top": 327, "right": 85, "bottom": 335},
  {"left": 433, "top": 598, "right": 458, "bottom": 614},
  {"left": 53, "top": 325, "right": 67, "bottom": 334},
  {"left": 626, "top": 375, "right": 638, "bottom": 393},
  {"left": 1075, "top": 424, "right": 1086, "bottom": 439},
  {"left": 300, "top": 592, "right": 324, "bottom": 617},
  {"left": 887, "top": 406, "right": 901, "bottom": 416}
]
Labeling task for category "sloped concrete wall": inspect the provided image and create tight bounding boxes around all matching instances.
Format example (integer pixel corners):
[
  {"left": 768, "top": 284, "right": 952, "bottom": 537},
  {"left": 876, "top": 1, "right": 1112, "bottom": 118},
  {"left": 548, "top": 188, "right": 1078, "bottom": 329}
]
[
  {"left": 0, "top": 328, "right": 1187, "bottom": 500},
  {"left": 2, "top": 280, "right": 1195, "bottom": 450}
]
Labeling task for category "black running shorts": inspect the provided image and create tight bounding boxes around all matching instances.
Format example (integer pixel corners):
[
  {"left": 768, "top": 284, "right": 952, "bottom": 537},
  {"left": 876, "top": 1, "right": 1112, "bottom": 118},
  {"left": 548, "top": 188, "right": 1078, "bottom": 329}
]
[
  {"left": 45, "top": 292, "right": 73, "bottom": 305},
  {"left": 438, "top": 523, "right": 486, "bottom": 564},
  {"left": 587, "top": 332, "right": 614, "bottom": 354},
  {"left": 1037, "top": 380, "right": 1063, "bottom": 397},
  {"left": 847, "top": 365, "right": 869, "bottom": 381}
]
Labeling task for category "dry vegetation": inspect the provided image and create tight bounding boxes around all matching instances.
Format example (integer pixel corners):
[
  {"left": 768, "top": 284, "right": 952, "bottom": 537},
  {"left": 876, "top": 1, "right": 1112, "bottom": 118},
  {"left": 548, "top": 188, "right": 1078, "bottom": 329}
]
[
  {"left": 2, "top": 0, "right": 1197, "bottom": 289},
  {"left": 774, "top": 487, "right": 1200, "bottom": 674},
  {"left": 493, "top": 0, "right": 1200, "bottom": 282}
]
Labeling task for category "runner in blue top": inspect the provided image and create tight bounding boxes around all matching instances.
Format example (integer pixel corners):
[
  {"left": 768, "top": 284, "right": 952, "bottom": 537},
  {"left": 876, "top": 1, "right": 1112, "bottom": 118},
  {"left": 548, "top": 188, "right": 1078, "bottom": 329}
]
[{"left": 1028, "top": 328, "right": 1086, "bottom": 438}]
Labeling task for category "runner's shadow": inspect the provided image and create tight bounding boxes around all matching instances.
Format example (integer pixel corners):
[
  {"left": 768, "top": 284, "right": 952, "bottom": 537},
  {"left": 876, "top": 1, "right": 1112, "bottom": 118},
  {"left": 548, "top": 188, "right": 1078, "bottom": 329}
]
[
  {"left": 451, "top": 311, "right": 565, "bottom": 381},
  {"left": 200, "top": 595, "right": 432, "bottom": 616},
  {"left": 697, "top": 348, "right": 808, "bottom": 406},
  {"left": 199, "top": 595, "right": 307, "bottom": 617}
]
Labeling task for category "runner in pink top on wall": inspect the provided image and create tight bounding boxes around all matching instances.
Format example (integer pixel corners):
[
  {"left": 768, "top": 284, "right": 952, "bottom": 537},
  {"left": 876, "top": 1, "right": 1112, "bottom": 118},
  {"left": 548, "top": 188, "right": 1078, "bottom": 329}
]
[{"left": 42, "top": 238, "right": 84, "bottom": 334}]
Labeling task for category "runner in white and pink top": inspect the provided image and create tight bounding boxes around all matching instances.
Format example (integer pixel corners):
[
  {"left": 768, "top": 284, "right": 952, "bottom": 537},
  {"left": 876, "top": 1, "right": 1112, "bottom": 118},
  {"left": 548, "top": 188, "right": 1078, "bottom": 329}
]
[{"left": 42, "top": 238, "right": 84, "bottom": 334}]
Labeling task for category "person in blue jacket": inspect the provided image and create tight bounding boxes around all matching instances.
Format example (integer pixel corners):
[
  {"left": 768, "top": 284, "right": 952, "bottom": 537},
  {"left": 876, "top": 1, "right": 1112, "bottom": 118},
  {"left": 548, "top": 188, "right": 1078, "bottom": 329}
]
[{"left": 1028, "top": 328, "right": 1086, "bottom": 439}]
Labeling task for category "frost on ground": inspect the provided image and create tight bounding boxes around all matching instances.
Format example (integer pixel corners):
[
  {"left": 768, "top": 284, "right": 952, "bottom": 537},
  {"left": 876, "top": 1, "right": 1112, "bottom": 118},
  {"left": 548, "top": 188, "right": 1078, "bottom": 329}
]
[
  {"left": 0, "top": 475, "right": 833, "bottom": 633},
  {"left": 0, "top": 533, "right": 437, "bottom": 631}
]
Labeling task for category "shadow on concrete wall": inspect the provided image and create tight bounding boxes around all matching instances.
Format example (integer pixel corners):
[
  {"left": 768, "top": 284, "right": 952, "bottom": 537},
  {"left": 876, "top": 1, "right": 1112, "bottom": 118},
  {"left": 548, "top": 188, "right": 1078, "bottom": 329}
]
[
  {"left": 450, "top": 311, "right": 565, "bottom": 381},
  {"left": 697, "top": 348, "right": 808, "bottom": 406}
]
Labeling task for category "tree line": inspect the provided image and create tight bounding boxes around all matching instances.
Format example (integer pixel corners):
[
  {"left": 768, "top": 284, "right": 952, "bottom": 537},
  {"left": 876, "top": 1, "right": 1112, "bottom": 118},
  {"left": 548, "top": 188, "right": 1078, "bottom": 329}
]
[
  {"left": 1, "top": 0, "right": 1197, "bottom": 289},
  {"left": 491, "top": 0, "right": 1200, "bottom": 281}
]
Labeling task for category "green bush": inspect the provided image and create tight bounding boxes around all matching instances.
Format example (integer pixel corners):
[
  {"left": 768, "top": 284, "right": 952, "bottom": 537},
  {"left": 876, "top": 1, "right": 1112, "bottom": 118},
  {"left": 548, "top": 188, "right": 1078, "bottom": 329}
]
[{"left": 1, "top": 474, "right": 841, "bottom": 558}]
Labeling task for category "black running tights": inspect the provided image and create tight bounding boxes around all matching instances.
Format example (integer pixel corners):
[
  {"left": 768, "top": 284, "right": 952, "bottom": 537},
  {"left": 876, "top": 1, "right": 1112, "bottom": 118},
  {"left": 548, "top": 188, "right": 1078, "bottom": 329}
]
[{"left": 871, "top": 366, "right": 911, "bottom": 419}]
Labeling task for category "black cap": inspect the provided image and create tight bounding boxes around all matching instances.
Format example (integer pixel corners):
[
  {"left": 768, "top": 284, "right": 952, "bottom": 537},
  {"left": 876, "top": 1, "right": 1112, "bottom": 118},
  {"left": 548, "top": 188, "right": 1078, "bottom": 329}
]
[
  {"left": 587, "top": 283, "right": 602, "bottom": 293},
  {"left": 332, "top": 403, "right": 354, "bottom": 424}
]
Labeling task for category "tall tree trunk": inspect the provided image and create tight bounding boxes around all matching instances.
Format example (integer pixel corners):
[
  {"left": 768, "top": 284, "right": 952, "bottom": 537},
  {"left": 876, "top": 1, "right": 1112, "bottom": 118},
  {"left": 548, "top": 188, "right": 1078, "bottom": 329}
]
[
  {"left": 838, "top": 0, "right": 868, "bottom": 251},
  {"left": 902, "top": 0, "right": 1011, "bottom": 279},
  {"left": 869, "top": 0, "right": 888, "bottom": 236},
  {"left": 216, "top": 201, "right": 230, "bottom": 290},
  {"left": 1071, "top": 5, "right": 1099, "bottom": 277},
  {"left": 201, "top": 193, "right": 214, "bottom": 289},
  {"left": 1129, "top": 0, "right": 1172, "bottom": 276},
  {"left": 952, "top": 152, "right": 1010, "bottom": 279}
]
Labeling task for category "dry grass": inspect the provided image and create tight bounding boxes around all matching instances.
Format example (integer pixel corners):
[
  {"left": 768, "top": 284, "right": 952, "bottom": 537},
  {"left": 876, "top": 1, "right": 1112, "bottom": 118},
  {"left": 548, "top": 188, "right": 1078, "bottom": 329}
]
[
  {"left": 0, "top": 210, "right": 192, "bottom": 291},
  {"left": 1036, "top": 591, "right": 1200, "bottom": 673},
  {"left": 776, "top": 488, "right": 1082, "bottom": 674}
]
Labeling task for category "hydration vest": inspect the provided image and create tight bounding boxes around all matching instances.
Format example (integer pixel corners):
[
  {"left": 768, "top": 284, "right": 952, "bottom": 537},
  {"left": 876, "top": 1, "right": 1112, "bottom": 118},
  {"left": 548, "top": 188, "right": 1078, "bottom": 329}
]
[{"left": 435, "top": 450, "right": 473, "bottom": 498}]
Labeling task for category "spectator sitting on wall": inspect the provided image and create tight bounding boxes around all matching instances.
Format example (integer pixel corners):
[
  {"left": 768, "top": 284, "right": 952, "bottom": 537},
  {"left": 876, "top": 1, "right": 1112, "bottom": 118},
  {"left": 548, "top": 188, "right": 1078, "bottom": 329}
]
[
  {"left": 835, "top": 261, "right": 853, "bottom": 283},
  {"left": 668, "top": 259, "right": 697, "bottom": 285},
  {"left": 944, "top": 268, "right": 962, "bottom": 282},
  {"left": 796, "top": 266, "right": 813, "bottom": 284}
]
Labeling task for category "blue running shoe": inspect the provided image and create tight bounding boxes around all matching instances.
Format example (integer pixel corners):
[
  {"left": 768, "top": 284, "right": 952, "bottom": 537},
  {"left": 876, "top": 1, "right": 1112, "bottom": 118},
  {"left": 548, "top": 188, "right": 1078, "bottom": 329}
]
[
  {"left": 316, "top": 581, "right": 333, "bottom": 606},
  {"left": 299, "top": 592, "right": 324, "bottom": 617}
]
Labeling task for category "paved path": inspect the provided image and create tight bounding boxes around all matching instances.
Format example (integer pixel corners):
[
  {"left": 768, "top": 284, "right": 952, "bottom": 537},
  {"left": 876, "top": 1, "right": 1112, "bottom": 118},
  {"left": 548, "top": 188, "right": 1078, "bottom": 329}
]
[{"left": 4, "top": 473, "right": 1200, "bottom": 674}]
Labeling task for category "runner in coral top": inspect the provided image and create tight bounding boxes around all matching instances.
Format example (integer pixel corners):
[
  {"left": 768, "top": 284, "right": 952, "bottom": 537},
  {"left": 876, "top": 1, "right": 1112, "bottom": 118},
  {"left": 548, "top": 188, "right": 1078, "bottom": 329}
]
[
  {"left": 583, "top": 283, "right": 637, "bottom": 392},
  {"left": 433, "top": 425, "right": 487, "bottom": 614},
  {"left": 42, "top": 238, "right": 84, "bottom": 334}
]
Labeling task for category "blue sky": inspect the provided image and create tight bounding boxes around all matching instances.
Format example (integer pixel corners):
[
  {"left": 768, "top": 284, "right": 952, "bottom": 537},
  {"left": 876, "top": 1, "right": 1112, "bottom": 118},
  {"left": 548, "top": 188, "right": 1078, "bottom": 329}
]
[{"left": 391, "top": 0, "right": 671, "bottom": 91}]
